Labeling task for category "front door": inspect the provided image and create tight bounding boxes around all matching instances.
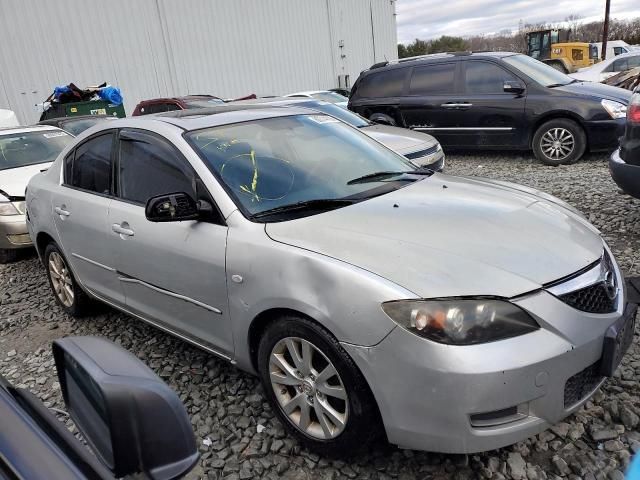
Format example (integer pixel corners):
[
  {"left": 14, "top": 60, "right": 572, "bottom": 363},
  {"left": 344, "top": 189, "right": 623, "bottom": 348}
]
[
  {"left": 448, "top": 60, "right": 527, "bottom": 148},
  {"left": 109, "top": 129, "right": 232, "bottom": 356},
  {"left": 52, "top": 131, "right": 123, "bottom": 305}
]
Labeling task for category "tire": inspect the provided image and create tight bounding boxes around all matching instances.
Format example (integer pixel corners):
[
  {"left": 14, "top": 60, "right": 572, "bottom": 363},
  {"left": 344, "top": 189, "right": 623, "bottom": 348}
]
[
  {"left": 44, "top": 243, "right": 92, "bottom": 316},
  {"left": 369, "top": 113, "right": 396, "bottom": 126},
  {"left": 549, "top": 61, "right": 568, "bottom": 73},
  {"left": 257, "top": 315, "right": 382, "bottom": 456},
  {"left": 0, "top": 249, "right": 19, "bottom": 264},
  {"left": 532, "top": 118, "right": 587, "bottom": 166}
]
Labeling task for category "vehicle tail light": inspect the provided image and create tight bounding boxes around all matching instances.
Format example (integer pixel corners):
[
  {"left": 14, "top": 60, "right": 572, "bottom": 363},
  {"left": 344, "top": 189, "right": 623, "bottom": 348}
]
[{"left": 629, "top": 93, "right": 640, "bottom": 124}]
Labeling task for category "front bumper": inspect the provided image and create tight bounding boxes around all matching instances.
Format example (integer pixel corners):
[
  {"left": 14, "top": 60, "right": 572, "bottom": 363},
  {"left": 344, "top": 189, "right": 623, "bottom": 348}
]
[
  {"left": 584, "top": 118, "right": 626, "bottom": 152},
  {"left": 0, "top": 214, "right": 32, "bottom": 250},
  {"left": 610, "top": 148, "right": 640, "bottom": 199},
  {"left": 343, "top": 290, "right": 634, "bottom": 453}
]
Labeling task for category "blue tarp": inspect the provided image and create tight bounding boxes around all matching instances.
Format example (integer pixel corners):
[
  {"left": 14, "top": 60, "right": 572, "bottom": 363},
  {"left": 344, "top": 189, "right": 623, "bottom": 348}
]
[{"left": 98, "top": 86, "right": 123, "bottom": 106}]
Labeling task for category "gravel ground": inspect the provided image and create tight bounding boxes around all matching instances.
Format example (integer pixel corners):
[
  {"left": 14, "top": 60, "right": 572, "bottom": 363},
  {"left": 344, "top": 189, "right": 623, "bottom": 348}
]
[{"left": 1, "top": 151, "right": 640, "bottom": 480}]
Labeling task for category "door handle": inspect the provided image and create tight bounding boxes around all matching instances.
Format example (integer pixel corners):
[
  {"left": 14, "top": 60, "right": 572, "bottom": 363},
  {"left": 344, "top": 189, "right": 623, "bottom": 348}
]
[
  {"left": 54, "top": 206, "right": 70, "bottom": 217},
  {"left": 112, "top": 223, "right": 134, "bottom": 237}
]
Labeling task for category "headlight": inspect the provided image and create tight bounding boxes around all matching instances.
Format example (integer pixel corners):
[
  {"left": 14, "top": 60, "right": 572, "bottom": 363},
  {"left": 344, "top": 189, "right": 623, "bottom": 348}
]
[
  {"left": 601, "top": 99, "right": 627, "bottom": 119},
  {"left": 381, "top": 299, "right": 539, "bottom": 345},
  {"left": 435, "top": 143, "right": 442, "bottom": 152},
  {"left": 0, "top": 201, "right": 21, "bottom": 216}
]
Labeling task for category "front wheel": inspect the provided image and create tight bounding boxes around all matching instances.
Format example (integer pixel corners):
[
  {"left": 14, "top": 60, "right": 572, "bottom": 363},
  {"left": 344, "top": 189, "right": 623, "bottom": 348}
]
[
  {"left": 257, "top": 316, "right": 381, "bottom": 456},
  {"left": 532, "top": 118, "right": 586, "bottom": 166}
]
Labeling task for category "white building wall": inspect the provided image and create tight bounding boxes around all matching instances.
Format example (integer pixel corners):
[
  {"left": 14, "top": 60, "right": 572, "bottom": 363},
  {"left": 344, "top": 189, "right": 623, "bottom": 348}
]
[{"left": 0, "top": 0, "right": 397, "bottom": 124}]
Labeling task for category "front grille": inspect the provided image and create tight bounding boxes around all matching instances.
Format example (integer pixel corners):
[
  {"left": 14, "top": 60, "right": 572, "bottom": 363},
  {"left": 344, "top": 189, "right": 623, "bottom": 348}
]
[
  {"left": 405, "top": 145, "right": 439, "bottom": 160},
  {"left": 558, "top": 283, "right": 617, "bottom": 314},
  {"left": 564, "top": 361, "right": 603, "bottom": 408}
]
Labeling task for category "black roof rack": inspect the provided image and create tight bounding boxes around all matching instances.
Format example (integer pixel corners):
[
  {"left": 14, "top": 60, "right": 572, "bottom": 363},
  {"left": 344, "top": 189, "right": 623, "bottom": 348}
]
[{"left": 370, "top": 61, "right": 389, "bottom": 70}]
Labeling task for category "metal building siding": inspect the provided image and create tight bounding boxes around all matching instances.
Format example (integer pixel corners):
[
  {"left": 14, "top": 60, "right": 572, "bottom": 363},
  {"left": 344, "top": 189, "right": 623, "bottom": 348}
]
[{"left": 0, "top": 0, "right": 397, "bottom": 124}]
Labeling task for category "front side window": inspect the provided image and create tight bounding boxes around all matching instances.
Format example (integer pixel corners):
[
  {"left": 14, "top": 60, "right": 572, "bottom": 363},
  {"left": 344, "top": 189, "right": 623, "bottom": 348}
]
[
  {"left": 187, "top": 114, "right": 418, "bottom": 219},
  {"left": 118, "top": 130, "right": 195, "bottom": 205},
  {"left": 0, "top": 130, "right": 72, "bottom": 171},
  {"left": 612, "top": 58, "right": 628, "bottom": 72},
  {"left": 354, "top": 68, "right": 407, "bottom": 99},
  {"left": 464, "top": 62, "right": 517, "bottom": 94},
  {"left": 502, "top": 54, "right": 573, "bottom": 87},
  {"left": 69, "top": 133, "right": 114, "bottom": 194},
  {"left": 409, "top": 63, "right": 456, "bottom": 95}
]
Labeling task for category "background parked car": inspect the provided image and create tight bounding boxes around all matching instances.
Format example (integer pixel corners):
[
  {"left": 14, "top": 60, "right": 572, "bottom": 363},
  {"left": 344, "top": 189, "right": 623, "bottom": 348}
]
[
  {"left": 132, "top": 95, "right": 226, "bottom": 115},
  {"left": 570, "top": 51, "right": 640, "bottom": 83},
  {"left": 0, "top": 336, "right": 197, "bottom": 479},
  {"left": 0, "top": 109, "right": 20, "bottom": 128},
  {"left": 349, "top": 52, "right": 631, "bottom": 165},
  {"left": 610, "top": 87, "right": 640, "bottom": 198},
  {"left": 330, "top": 87, "right": 351, "bottom": 98},
  {"left": 233, "top": 97, "right": 445, "bottom": 170},
  {"left": 0, "top": 125, "right": 72, "bottom": 262},
  {"left": 38, "top": 114, "right": 117, "bottom": 136},
  {"left": 285, "top": 90, "right": 349, "bottom": 107},
  {"left": 27, "top": 108, "right": 635, "bottom": 455}
]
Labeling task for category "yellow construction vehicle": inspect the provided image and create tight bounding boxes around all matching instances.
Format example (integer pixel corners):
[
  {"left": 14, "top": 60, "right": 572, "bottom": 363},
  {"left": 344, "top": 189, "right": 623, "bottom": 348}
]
[{"left": 526, "top": 29, "right": 599, "bottom": 73}]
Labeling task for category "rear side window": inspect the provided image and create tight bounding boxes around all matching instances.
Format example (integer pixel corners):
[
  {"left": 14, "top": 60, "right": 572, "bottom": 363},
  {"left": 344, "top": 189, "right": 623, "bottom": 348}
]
[
  {"left": 628, "top": 56, "right": 640, "bottom": 69},
  {"left": 118, "top": 130, "right": 195, "bottom": 205},
  {"left": 612, "top": 58, "right": 628, "bottom": 72},
  {"left": 354, "top": 68, "right": 407, "bottom": 98},
  {"left": 409, "top": 63, "right": 456, "bottom": 95},
  {"left": 463, "top": 61, "right": 518, "bottom": 94},
  {"left": 69, "top": 133, "right": 114, "bottom": 195}
]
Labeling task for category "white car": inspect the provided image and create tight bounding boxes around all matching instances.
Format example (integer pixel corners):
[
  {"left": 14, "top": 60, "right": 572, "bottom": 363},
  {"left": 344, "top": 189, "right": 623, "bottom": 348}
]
[
  {"left": 0, "top": 125, "right": 72, "bottom": 262},
  {"left": 594, "top": 40, "right": 640, "bottom": 60},
  {"left": 0, "top": 109, "right": 20, "bottom": 128},
  {"left": 570, "top": 51, "right": 640, "bottom": 83},
  {"left": 285, "top": 90, "right": 348, "bottom": 108}
]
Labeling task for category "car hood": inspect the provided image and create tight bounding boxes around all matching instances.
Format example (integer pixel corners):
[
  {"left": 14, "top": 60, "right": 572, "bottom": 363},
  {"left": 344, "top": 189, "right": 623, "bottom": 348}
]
[
  {"left": 554, "top": 81, "right": 632, "bottom": 103},
  {"left": 0, "top": 163, "right": 52, "bottom": 198},
  {"left": 361, "top": 124, "right": 438, "bottom": 154},
  {"left": 266, "top": 174, "right": 604, "bottom": 298}
]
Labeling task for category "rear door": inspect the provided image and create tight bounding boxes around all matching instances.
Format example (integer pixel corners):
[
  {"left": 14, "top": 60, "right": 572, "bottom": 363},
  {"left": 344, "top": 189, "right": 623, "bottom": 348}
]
[
  {"left": 452, "top": 60, "right": 527, "bottom": 147},
  {"left": 397, "top": 61, "right": 462, "bottom": 147},
  {"left": 109, "top": 129, "right": 232, "bottom": 356},
  {"left": 52, "top": 131, "right": 124, "bottom": 304}
]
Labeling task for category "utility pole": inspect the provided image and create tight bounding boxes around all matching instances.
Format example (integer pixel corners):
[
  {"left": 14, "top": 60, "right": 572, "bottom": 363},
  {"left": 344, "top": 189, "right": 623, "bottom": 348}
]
[{"left": 601, "top": 0, "right": 611, "bottom": 60}]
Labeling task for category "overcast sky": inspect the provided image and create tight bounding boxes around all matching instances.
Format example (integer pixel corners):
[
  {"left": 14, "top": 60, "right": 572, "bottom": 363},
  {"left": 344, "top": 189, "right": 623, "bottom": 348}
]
[{"left": 396, "top": 0, "right": 640, "bottom": 44}]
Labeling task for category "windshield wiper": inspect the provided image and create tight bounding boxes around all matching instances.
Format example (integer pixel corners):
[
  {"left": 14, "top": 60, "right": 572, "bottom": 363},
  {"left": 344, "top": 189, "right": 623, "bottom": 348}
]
[
  {"left": 251, "top": 198, "right": 357, "bottom": 220},
  {"left": 346, "top": 169, "right": 433, "bottom": 185},
  {"left": 547, "top": 79, "right": 577, "bottom": 88}
]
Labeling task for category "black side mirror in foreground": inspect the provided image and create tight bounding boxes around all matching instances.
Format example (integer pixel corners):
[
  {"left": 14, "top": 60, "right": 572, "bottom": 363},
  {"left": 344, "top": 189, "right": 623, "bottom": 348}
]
[
  {"left": 504, "top": 81, "right": 525, "bottom": 94},
  {"left": 52, "top": 336, "right": 198, "bottom": 480},
  {"left": 145, "top": 192, "right": 203, "bottom": 222}
]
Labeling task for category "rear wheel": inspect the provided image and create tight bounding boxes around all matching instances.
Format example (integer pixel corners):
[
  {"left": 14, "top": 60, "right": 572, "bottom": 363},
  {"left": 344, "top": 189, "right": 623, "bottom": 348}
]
[
  {"left": 0, "top": 249, "right": 18, "bottom": 264},
  {"left": 532, "top": 118, "right": 586, "bottom": 166},
  {"left": 44, "top": 243, "right": 92, "bottom": 316},
  {"left": 257, "top": 315, "right": 381, "bottom": 455}
]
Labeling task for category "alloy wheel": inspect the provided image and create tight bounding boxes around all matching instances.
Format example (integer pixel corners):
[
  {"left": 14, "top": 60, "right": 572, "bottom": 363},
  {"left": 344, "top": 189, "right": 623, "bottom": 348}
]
[
  {"left": 48, "top": 252, "right": 74, "bottom": 307},
  {"left": 540, "top": 127, "right": 575, "bottom": 161},
  {"left": 269, "top": 337, "right": 349, "bottom": 440}
]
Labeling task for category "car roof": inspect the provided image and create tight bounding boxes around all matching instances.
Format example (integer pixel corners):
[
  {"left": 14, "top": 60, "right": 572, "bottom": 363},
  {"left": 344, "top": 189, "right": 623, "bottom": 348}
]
[
  {"left": 126, "top": 104, "right": 317, "bottom": 131},
  {"left": 366, "top": 51, "right": 518, "bottom": 72},
  {"left": 0, "top": 125, "right": 64, "bottom": 136}
]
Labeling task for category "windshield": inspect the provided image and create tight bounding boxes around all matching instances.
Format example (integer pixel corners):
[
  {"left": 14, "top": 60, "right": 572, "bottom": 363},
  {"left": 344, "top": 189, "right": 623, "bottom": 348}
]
[
  {"left": 503, "top": 54, "right": 574, "bottom": 87},
  {"left": 0, "top": 130, "right": 72, "bottom": 171},
  {"left": 309, "top": 92, "right": 348, "bottom": 103},
  {"left": 184, "top": 98, "right": 225, "bottom": 109},
  {"left": 296, "top": 101, "right": 370, "bottom": 127},
  {"left": 62, "top": 117, "right": 114, "bottom": 136},
  {"left": 187, "top": 114, "right": 417, "bottom": 219}
]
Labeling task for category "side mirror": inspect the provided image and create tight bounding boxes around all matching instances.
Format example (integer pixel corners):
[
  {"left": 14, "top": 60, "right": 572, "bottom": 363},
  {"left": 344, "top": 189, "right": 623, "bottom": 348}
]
[
  {"left": 145, "top": 192, "right": 200, "bottom": 222},
  {"left": 504, "top": 81, "right": 525, "bottom": 94},
  {"left": 52, "top": 336, "right": 198, "bottom": 480}
]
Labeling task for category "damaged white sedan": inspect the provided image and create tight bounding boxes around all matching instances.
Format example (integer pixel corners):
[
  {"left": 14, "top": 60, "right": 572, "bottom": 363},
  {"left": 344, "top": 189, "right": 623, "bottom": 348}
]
[{"left": 26, "top": 106, "right": 636, "bottom": 455}]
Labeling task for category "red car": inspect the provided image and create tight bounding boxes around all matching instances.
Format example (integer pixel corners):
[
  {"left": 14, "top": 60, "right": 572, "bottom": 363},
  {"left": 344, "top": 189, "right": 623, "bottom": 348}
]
[{"left": 132, "top": 94, "right": 257, "bottom": 116}]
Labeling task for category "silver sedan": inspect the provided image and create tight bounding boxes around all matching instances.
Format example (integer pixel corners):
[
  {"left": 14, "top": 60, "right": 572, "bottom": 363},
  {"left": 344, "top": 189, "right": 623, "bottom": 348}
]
[{"left": 26, "top": 106, "right": 636, "bottom": 455}]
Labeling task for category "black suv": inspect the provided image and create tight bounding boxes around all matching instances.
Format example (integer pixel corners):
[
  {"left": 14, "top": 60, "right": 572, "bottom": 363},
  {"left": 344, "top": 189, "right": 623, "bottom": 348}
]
[
  {"left": 349, "top": 52, "right": 632, "bottom": 165},
  {"left": 610, "top": 88, "right": 640, "bottom": 198}
]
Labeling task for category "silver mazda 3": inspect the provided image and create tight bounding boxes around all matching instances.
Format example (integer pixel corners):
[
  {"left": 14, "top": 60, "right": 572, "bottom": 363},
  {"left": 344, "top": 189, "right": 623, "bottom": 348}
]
[{"left": 26, "top": 106, "right": 636, "bottom": 455}]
